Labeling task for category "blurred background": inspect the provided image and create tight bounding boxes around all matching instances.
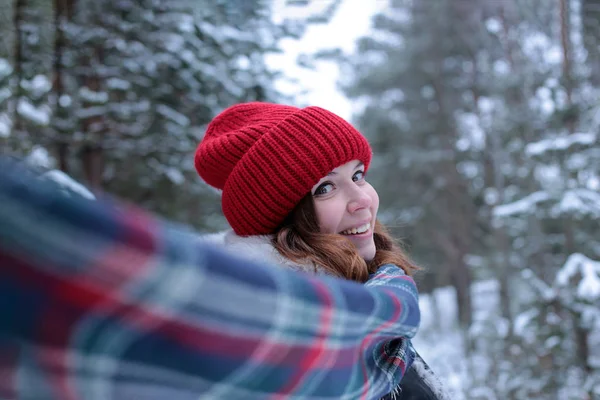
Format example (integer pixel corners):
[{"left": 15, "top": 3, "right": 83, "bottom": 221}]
[{"left": 1, "top": 0, "right": 599, "bottom": 398}]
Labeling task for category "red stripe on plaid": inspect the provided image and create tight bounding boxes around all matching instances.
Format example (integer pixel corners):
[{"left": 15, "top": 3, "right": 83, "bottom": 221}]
[
  {"left": 4, "top": 254, "right": 414, "bottom": 400},
  {"left": 358, "top": 287, "right": 404, "bottom": 400},
  {"left": 25, "top": 255, "right": 359, "bottom": 366},
  {"left": 38, "top": 210, "right": 158, "bottom": 400},
  {"left": 3, "top": 250, "right": 358, "bottom": 394},
  {"left": 270, "top": 280, "right": 334, "bottom": 398},
  {"left": 381, "top": 343, "right": 407, "bottom": 370}
]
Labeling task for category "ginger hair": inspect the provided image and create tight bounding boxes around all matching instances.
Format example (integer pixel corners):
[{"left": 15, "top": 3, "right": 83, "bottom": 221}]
[{"left": 273, "top": 194, "right": 418, "bottom": 282}]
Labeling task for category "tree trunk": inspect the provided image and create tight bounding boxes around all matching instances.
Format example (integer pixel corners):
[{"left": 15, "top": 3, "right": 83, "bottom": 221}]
[
  {"left": 499, "top": 0, "right": 516, "bottom": 70},
  {"left": 11, "top": 0, "right": 24, "bottom": 139},
  {"left": 79, "top": 44, "right": 105, "bottom": 190},
  {"left": 432, "top": 228, "right": 473, "bottom": 330},
  {"left": 560, "top": 0, "right": 576, "bottom": 134},
  {"left": 430, "top": 45, "right": 474, "bottom": 332},
  {"left": 471, "top": 44, "right": 514, "bottom": 330},
  {"left": 489, "top": 128, "right": 514, "bottom": 329},
  {"left": 429, "top": 290, "right": 443, "bottom": 333},
  {"left": 574, "top": 321, "right": 592, "bottom": 373},
  {"left": 81, "top": 144, "right": 103, "bottom": 190},
  {"left": 53, "top": 0, "right": 75, "bottom": 173},
  {"left": 581, "top": 0, "right": 600, "bottom": 85}
]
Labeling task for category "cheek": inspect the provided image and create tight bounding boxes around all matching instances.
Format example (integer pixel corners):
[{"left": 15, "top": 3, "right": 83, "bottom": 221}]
[
  {"left": 313, "top": 199, "right": 344, "bottom": 234},
  {"left": 367, "top": 185, "right": 380, "bottom": 214}
]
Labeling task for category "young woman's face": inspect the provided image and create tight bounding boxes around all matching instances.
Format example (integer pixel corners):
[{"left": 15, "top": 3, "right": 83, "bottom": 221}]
[{"left": 311, "top": 160, "right": 379, "bottom": 261}]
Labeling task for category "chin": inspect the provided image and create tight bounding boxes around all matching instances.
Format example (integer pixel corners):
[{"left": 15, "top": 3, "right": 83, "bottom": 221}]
[{"left": 359, "top": 244, "right": 377, "bottom": 262}]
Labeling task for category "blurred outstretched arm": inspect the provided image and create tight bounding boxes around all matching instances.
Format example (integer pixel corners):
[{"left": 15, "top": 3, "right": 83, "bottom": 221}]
[{"left": 0, "top": 158, "right": 419, "bottom": 400}]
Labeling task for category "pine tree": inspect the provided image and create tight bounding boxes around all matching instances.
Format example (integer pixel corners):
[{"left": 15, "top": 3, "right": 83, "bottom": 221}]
[
  {"left": 489, "top": 0, "right": 600, "bottom": 396},
  {"left": 0, "top": 57, "right": 12, "bottom": 140},
  {"left": 337, "top": 0, "right": 599, "bottom": 397},
  {"left": 2, "top": 0, "right": 340, "bottom": 231},
  {"left": 11, "top": 0, "right": 54, "bottom": 152}
]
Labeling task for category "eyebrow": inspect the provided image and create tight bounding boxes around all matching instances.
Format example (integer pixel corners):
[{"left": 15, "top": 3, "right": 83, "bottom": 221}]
[{"left": 327, "top": 161, "right": 364, "bottom": 176}]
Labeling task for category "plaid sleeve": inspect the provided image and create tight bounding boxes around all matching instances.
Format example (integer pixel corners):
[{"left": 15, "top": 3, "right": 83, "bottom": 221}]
[{"left": 0, "top": 158, "right": 420, "bottom": 400}]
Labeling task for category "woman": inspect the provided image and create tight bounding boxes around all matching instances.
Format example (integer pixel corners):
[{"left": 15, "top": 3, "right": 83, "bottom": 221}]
[{"left": 195, "top": 102, "right": 449, "bottom": 399}]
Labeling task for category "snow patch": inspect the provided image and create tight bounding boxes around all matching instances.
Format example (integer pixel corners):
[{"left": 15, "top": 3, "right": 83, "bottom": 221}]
[
  {"left": 156, "top": 104, "right": 190, "bottom": 127},
  {"left": 26, "top": 146, "right": 54, "bottom": 169},
  {"left": 59, "top": 95, "right": 72, "bottom": 108},
  {"left": 178, "top": 14, "right": 194, "bottom": 33},
  {"left": 79, "top": 87, "right": 109, "bottom": 104},
  {"left": 77, "top": 106, "right": 107, "bottom": 119},
  {"left": 514, "top": 309, "right": 539, "bottom": 338},
  {"left": 0, "top": 87, "right": 11, "bottom": 103},
  {"left": 165, "top": 167, "right": 185, "bottom": 185},
  {"left": 485, "top": 18, "right": 502, "bottom": 34},
  {"left": 21, "top": 75, "right": 52, "bottom": 97},
  {"left": 197, "top": 21, "right": 254, "bottom": 43},
  {"left": 526, "top": 133, "right": 596, "bottom": 157},
  {"left": 41, "top": 170, "right": 96, "bottom": 200},
  {"left": 0, "top": 113, "right": 12, "bottom": 137},
  {"left": 493, "top": 191, "right": 551, "bottom": 218},
  {"left": 0, "top": 58, "right": 13, "bottom": 78},
  {"left": 522, "top": 269, "right": 556, "bottom": 301},
  {"left": 163, "top": 33, "right": 185, "bottom": 52},
  {"left": 554, "top": 189, "right": 600, "bottom": 218},
  {"left": 17, "top": 99, "right": 51, "bottom": 125},
  {"left": 107, "top": 78, "right": 131, "bottom": 91},
  {"left": 456, "top": 112, "right": 485, "bottom": 151},
  {"left": 556, "top": 253, "right": 600, "bottom": 301}
]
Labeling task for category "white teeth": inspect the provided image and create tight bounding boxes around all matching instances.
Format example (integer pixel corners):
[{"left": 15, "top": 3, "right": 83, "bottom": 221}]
[{"left": 341, "top": 223, "right": 370, "bottom": 235}]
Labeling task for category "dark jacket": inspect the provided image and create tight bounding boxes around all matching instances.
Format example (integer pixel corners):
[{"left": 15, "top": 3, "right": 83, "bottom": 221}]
[{"left": 382, "top": 351, "right": 450, "bottom": 400}]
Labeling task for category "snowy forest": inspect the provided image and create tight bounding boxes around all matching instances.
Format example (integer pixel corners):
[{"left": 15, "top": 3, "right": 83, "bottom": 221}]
[{"left": 1, "top": 0, "right": 599, "bottom": 398}]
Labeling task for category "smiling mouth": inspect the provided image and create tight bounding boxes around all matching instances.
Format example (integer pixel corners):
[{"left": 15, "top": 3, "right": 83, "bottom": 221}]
[{"left": 339, "top": 223, "right": 371, "bottom": 236}]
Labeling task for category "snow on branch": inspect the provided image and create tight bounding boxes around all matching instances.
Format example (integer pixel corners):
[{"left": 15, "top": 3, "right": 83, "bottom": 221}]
[
  {"left": 41, "top": 170, "right": 96, "bottom": 200},
  {"left": 196, "top": 21, "right": 254, "bottom": 43},
  {"left": 79, "top": 87, "right": 109, "bottom": 104},
  {"left": 525, "top": 132, "right": 596, "bottom": 157},
  {"left": 0, "top": 58, "right": 13, "bottom": 79},
  {"left": 554, "top": 189, "right": 600, "bottom": 218},
  {"left": 556, "top": 253, "right": 600, "bottom": 302},
  {"left": 0, "top": 113, "right": 12, "bottom": 138},
  {"left": 156, "top": 104, "right": 190, "bottom": 127},
  {"left": 147, "top": 158, "right": 186, "bottom": 185},
  {"left": 26, "top": 146, "right": 53, "bottom": 169},
  {"left": 21, "top": 75, "right": 52, "bottom": 97},
  {"left": 0, "top": 87, "right": 12, "bottom": 103},
  {"left": 493, "top": 191, "right": 551, "bottom": 218},
  {"left": 522, "top": 269, "right": 555, "bottom": 301},
  {"left": 17, "top": 99, "right": 51, "bottom": 126}
]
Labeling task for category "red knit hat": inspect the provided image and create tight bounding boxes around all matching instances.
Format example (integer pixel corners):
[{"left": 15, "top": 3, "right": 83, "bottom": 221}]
[{"left": 194, "top": 102, "right": 372, "bottom": 236}]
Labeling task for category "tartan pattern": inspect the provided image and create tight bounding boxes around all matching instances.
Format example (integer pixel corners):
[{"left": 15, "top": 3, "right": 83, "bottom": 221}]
[{"left": 0, "top": 159, "right": 420, "bottom": 400}]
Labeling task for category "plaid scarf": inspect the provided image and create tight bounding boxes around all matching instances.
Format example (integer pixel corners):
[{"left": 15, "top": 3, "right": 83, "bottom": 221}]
[{"left": 0, "top": 158, "right": 419, "bottom": 399}]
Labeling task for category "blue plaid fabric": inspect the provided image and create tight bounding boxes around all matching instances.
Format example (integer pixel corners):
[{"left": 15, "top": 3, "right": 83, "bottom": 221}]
[{"left": 0, "top": 158, "right": 419, "bottom": 399}]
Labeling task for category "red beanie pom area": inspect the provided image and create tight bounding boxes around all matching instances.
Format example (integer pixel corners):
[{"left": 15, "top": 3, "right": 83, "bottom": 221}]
[{"left": 195, "top": 102, "right": 372, "bottom": 236}]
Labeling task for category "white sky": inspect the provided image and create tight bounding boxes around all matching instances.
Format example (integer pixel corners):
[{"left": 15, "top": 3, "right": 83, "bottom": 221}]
[{"left": 267, "top": 0, "right": 388, "bottom": 120}]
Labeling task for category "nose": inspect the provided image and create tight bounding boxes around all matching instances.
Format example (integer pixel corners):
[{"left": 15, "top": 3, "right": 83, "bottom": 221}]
[{"left": 347, "top": 185, "right": 372, "bottom": 213}]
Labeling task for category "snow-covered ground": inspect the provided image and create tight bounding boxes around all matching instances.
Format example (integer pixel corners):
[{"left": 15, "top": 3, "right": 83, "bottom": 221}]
[
  {"left": 414, "top": 273, "right": 600, "bottom": 399},
  {"left": 412, "top": 279, "right": 501, "bottom": 399}
]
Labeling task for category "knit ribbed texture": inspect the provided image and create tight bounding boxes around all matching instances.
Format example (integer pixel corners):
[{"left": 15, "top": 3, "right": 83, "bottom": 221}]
[{"left": 195, "top": 102, "right": 372, "bottom": 236}]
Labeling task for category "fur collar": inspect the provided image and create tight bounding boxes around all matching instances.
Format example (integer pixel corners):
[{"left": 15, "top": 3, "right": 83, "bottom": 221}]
[{"left": 198, "top": 230, "right": 332, "bottom": 276}]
